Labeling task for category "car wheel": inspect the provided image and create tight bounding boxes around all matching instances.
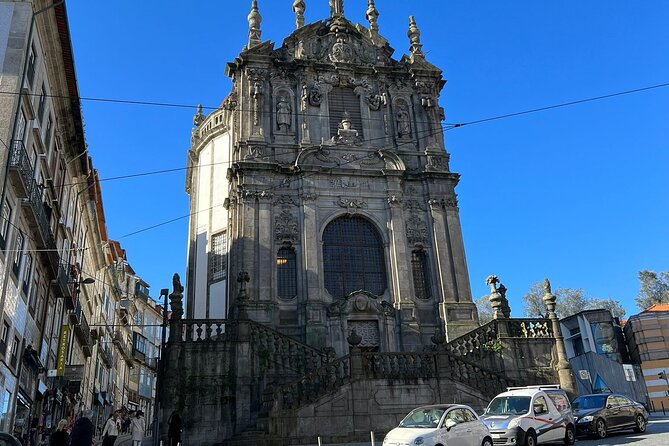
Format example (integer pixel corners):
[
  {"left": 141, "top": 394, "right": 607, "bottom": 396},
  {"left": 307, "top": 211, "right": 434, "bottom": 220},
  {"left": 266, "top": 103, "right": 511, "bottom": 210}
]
[
  {"left": 564, "top": 425, "right": 575, "bottom": 445},
  {"left": 633, "top": 414, "right": 647, "bottom": 433},
  {"left": 595, "top": 418, "right": 607, "bottom": 439},
  {"left": 525, "top": 430, "right": 537, "bottom": 446},
  {"left": 482, "top": 437, "right": 493, "bottom": 446}
]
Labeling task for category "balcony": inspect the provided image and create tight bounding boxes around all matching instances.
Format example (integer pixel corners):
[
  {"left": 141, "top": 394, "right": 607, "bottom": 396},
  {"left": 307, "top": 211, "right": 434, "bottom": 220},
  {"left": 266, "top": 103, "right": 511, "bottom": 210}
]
[
  {"left": 132, "top": 347, "right": 145, "bottom": 362},
  {"left": 9, "top": 140, "right": 59, "bottom": 276},
  {"left": 99, "top": 342, "right": 113, "bottom": 367},
  {"left": 73, "top": 311, "right": 93, "bottom": 357},
  {"left": 54, "top": 264, "right": 75, "bottom": 310},
  {"left": 8, "top": 140, "right": 32, "bottom": 198},
  {"left": 113, "top": 330, "right": 133, "bottom": 365}
]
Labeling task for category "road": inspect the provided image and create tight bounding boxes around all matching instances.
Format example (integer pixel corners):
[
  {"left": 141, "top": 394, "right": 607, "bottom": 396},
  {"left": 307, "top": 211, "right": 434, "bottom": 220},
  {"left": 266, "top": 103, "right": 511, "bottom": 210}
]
[{"left": 569, "top": 416, "right": 669, "bottom": 446}]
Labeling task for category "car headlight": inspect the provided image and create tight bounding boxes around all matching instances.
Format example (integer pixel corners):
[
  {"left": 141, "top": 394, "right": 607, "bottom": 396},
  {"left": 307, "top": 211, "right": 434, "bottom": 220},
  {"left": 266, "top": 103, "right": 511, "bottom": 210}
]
[
  {"left": 414, "top": 437, "right": 424, "bottom": 445},
  {"left": 508, "top": 418, "right": 521, "bottom": 429},
  {"left": 580, "top": 415, "right": 594, "bottom": 423}
]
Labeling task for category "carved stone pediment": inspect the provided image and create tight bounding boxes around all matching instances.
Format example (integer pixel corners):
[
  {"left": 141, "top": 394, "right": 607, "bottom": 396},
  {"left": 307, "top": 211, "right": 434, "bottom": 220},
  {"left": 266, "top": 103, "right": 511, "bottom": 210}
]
[
  {"left": 279, "top": 19, "right": 394, "bottom": 66},
  {"left": 326, "top": 291, "right": 395, "bottom": 318}
]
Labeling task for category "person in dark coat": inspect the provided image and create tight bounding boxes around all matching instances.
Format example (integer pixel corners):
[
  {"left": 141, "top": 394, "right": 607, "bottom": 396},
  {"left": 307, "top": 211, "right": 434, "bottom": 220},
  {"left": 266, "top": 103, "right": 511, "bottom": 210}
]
[
  {"left": 167, "top": 411, "right": 182, "bottom": 446},
  {"left": 49, "top": 419, "right": 70, "bottom": 446},
  {"left": 69, "top": 410, "right": 95, "bottom": 446}
]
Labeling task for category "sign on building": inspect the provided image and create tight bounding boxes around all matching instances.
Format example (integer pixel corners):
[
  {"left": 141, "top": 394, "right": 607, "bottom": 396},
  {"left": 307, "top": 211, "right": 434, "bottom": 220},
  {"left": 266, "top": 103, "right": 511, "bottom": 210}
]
[
  {"left": 622, "top": 364, "right": 636, "bottom": 381},
  {"left": 56, "top": 325, "right": 69, "bottom": 376},
  {"left": 578, "top": 369, "right": 590, "bottom": 380}
]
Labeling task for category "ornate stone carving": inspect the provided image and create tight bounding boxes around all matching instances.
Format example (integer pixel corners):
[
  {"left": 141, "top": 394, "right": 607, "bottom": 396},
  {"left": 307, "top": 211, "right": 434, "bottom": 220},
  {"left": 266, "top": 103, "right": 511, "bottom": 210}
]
[
  {"left": 405, "top": 215, "right": 428, "bottom": 245},
  {"left": 193, "top": 104, "right": 205, "bottom": 128},
  {"left": 245, "top": 144, "right": 265, "bottom": 160},
  {"left": 428, "top": 195, "right": 458, "bottom": 210},
  {"left": 331, "top": 112, "right": 361, "bottom": 145},
  {"left": 348, "top": 321, "right": 379, "bottom": 348},
  {"left": 329, "top": 36, "right": 354, "bottom": 63},
  {"left": 426, "top": 153, "right": 448, "bottom": 171},
  {"left": 359, "top": 152, "right": 384, "bottom": 166},
  {"left": 337, "top": 197, "right": 367, "bottom": 213},
  {"left": 273, "top": 195, "right": 300, "bottom": 206},
  {"left": 303, "top": 193, "right": 318, "bottom": 202},
  {"left": 308, "top": 84, "right": 323, "bottom": 106},
  {"left": 396, "top": 103, "right": 412, "bottom": 138},
  {"left": 314, "top": 147, "right": 340, "bottom": 165},
  {"left": 276, "top": 94, "right": 292, "bottom": 131},
  {"left": 341, "top": 153, "right": 358, "bottom": 162},
  {"left": 403, "top": 199, "right": 426, "bottom": 211},
  {"left": 330, "top": 178, "right": 358, "bottom": 189},
  {"left": 387, "top": 195, "right": 402, "bottom": 207},
  {"left": 407, "top": 16, "right": 424, "bottom": 57},
  {"left": 247, "top": 0, "right": 262, "bottom": 49},
  {"left": 275, "top": 209, "right": 298, "bottom": 242}
]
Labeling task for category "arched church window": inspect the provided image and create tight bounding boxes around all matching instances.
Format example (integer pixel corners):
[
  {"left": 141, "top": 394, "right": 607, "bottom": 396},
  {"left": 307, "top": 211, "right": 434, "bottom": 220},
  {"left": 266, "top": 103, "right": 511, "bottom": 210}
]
[
  {"left": 328, "top": 87, "right": 363, "bottom": 138},
  {"left": 411, "top": 250, "right": 431, "bottom": 299},
  {"left": 323, "top": 216, "right": 386, "bottom": 299},
  {"left": 277, "top": 247, "right": 297, "bottom": 299}
]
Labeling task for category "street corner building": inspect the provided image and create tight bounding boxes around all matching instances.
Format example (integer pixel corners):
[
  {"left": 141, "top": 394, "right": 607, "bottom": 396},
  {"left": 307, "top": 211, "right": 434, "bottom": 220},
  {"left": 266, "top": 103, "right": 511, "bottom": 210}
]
[{"left": 162, "top": 1, "right": 573, "bottom": 445}]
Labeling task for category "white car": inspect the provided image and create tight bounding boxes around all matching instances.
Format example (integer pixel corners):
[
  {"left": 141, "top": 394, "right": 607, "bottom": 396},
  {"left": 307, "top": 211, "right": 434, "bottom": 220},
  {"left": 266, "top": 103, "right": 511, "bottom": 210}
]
[{"left": 383, "top": 404, "right": 492, "bottom": 446}]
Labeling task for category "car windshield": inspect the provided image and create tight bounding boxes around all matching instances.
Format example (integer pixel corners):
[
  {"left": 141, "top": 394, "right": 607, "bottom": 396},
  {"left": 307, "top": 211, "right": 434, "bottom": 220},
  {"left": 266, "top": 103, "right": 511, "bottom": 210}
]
[
  {"left": 572, "top": 395, "right": 607, "bottom": 410},
  {"left": 399, "top": 407, "right": 445, "bottom": 428},
  {"left": 485, "top": 396, "right": 531, "bottom": 415}
]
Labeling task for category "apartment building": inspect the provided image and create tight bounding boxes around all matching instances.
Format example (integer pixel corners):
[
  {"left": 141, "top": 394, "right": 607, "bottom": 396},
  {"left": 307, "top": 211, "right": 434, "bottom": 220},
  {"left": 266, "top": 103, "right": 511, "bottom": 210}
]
[
  {"left": 0, "top": 1, "right": 158, "bottom": 443},
  {"left": 624, "top": 304, "right": 669, "bottom": 410}
]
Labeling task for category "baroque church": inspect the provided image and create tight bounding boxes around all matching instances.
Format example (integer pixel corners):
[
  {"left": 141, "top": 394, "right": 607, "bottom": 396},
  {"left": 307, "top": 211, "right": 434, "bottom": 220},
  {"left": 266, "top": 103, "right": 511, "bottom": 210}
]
[
  {"left": 185, "top": 0, "right": 479, "bottom": 356},
  {"left": 164, "top": 2, "right": 571, "bottom": 444}
]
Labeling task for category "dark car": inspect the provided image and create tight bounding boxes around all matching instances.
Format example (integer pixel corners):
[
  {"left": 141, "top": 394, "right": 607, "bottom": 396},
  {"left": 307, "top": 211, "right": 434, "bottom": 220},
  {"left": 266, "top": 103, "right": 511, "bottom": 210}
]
[
  {"left": 0, "top": 432, "right": 22, "bottom": 446},
  {"left": 572, "top": 393, "right": 648, "bottom": 438}
]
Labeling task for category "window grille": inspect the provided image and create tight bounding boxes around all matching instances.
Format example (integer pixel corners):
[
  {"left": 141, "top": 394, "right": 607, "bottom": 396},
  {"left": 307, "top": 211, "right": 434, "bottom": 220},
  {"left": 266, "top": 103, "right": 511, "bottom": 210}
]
[
  {"left": 411, "top": 250, "right": 431, "bottom": 299},
  {"left": 323, "top": 216, "right": 386, "bottom": 298},
  {"left": 277, "top": 247, "right": 297, "bottom": 299},
  {"left": 209, "top": 231, "right": 227, "bottom": 283}
]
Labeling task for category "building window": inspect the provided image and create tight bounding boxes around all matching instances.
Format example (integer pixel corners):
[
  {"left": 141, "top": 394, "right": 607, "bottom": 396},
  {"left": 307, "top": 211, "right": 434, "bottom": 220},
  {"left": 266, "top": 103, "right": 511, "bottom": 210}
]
[
  {"left": 209, "top": 231, "right": 227, "bottom": 283},
  {"left": 21, "top": 253, "right": 33, "bottom": 297},
  {"left": 26, "top": 44, "right": 37, "bottom": 87},
  {"left": 12, "top": 231, "right": 24, "bottom": 277},
  {"left": 44, "top": 115, "right": 53, "bottom": 151},
  {"left": 10, "top": 337, "right": 19, "bottom": 368},
  {"left": 277, "top": 247, "right": 297, "bottom": 299},
  {"left": 37, "top": 85, "right": 47, "bottom": 123},
  {"left": 323, "top": 215, "right": 386, "bottom": 299},
  {"left": 328, "top": 87, "right": 363, "bottom": 138},
  {"left": 0, "top": 199, "right": 12, "bottom": 251},
  {"left": 411, "top": 250, "right": 431, "bottom": 299},
  {"left": 0, "top": 322, "right": 9, "bottom": 355},
  {"left": 16, "top": 110, "right": 27, "bottom": 144},
  {"left": 0, "top": 390, "right": 11, "bottom": 431}
]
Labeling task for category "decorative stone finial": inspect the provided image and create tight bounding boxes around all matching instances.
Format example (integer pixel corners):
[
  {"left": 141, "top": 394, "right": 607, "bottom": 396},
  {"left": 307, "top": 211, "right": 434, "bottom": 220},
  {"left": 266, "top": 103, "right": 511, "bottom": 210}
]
[
  {"left": 193, "top": 104, "right": 205, "bottom": 127},
  {"left": 431, "top": 326, "right": 445, "bottom": 346},
  {"left": 247, "top": 0, "right": 262, "bottom": 49},
  {"left": 543, "top": 277, "right": 557, "bottom": 317},
  {"left": 169, "top": 273, "right": 184, "bottom": 322},
  {"left": 486, "top": 275, "right": 503, "bottom": 319},
  {"left": 366, "top": 0, "right": 379, "bottom": 36},
  {"left": 407, "top": 16, "right": 424, "bottom": 58},
  {"left": 329, "top": 0, "right": 344, "bottom": 18},
  {"left": 293, "top": 0, "right": 306, "bottom": 29},
  {"left": 498, "top": 283, "right": 511, "bottom": 318}
]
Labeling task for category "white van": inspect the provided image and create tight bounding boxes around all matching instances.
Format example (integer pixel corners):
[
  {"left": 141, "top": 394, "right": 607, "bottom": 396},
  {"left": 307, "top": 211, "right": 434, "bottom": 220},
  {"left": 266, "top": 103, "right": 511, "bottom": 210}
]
[{"left": 480, "top": 385, "right": 575, "bottom": 446}]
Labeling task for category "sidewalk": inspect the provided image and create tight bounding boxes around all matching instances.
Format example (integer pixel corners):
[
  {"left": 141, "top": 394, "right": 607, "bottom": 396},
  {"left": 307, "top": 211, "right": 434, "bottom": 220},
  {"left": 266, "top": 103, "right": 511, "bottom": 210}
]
[{"left": 94, "top": 434, "right": 153, "bottom": 446}]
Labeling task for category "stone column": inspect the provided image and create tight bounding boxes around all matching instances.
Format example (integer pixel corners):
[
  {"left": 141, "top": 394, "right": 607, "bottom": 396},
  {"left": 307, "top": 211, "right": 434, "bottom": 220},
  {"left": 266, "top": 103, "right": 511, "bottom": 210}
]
[
  {"left": 428, "top": 199, "right": 457, "bottom": 304},
  {"left": 543, "top": 278, "right": 577, "bottom": 398}
]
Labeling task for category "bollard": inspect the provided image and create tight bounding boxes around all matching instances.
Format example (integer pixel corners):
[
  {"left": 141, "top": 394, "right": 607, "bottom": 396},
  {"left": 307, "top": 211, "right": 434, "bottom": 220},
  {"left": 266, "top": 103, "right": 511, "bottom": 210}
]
[
  {"left": 317, "top": 437, "right": 322, "bottom": 446},
  {"left": 370, "top": 431, "right": 375, "bottom": 446}
]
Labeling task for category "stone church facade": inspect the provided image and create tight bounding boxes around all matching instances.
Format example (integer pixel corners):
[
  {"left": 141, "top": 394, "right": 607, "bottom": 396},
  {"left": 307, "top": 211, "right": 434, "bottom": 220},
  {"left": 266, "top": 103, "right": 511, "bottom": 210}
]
[{"left": 186, "top": 0, "right": 479, "bottom": 355}]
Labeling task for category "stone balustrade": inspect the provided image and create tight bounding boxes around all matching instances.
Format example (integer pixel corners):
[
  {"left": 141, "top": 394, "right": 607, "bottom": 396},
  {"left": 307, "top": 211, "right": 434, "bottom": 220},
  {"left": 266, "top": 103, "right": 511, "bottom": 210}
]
[{"left": 276, "top": 355, "right": 351, "bottom": 409}]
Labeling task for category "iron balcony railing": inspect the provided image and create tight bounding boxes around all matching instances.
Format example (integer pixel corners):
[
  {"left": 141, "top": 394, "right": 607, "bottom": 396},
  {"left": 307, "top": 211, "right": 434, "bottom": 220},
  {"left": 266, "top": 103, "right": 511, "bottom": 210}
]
[
  {"left": 56, "top": 263, "right": 75, "bottom": 310},
  {"left": 10, "top": 140, "right": 59, "bottom": 276},
  {"left": 73, "top": 311, "right": 93, "bottom": 358}
]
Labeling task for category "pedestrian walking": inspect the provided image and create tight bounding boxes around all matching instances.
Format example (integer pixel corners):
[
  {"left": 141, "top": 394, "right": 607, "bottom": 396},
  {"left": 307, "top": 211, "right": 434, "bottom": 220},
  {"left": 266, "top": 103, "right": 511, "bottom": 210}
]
[
  {"left": 102, "top": 412, "right": 119, "bottom": 446},
  {"left": 167, "top": 411, "right": 182, "bottom": 446},
  {"left": 130, "top": 411, "right": 145, "bottom": 446},
  {"left": 49, "top": 419, "right": 69, "bottom": 446},
  {"left": 70, "top": 410, "right": 95, "bottom": 446}
]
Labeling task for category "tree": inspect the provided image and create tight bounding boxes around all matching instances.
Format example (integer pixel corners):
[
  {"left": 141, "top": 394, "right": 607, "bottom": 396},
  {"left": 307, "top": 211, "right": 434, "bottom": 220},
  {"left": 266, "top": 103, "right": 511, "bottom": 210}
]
[
  {"left": 636, "top": 270, "right": 669, "bottom": 310},
  {"left": 475, "top": 295, "right": 494, "bottom": 324},
  {"left": 523, "top": 282, "right": 626, "bottom": 319}
]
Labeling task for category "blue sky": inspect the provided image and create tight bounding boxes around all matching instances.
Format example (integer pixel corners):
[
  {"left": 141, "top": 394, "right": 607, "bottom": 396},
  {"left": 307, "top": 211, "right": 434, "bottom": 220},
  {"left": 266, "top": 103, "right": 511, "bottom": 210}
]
[{"left": 66, "top": 1, "right": 669, "bottom": 317}]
